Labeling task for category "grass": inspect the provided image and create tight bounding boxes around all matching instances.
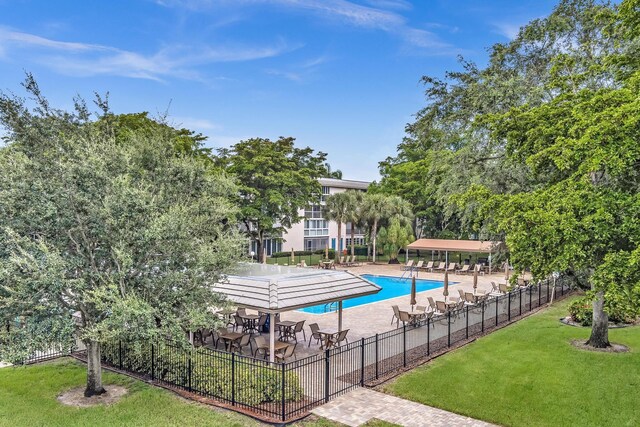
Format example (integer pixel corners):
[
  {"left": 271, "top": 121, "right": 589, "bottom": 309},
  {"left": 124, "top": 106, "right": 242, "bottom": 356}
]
[{"left": 383, "top": 298, "right": 640, "bottom": 427}]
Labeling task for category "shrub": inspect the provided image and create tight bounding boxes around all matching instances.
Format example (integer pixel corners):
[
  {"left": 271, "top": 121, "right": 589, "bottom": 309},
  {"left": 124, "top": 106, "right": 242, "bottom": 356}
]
[
  {"left": 102, "top": 340, "right": 304, "bottom": 406},
  {"left": 568, "top": 297, "right": 593, "bottom": 326}
]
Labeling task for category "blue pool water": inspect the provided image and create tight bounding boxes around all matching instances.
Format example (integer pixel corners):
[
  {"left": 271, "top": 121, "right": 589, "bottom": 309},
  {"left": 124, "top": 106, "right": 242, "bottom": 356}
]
[{"left": 298, "top": 274, "right": 447, "bottom": 314}]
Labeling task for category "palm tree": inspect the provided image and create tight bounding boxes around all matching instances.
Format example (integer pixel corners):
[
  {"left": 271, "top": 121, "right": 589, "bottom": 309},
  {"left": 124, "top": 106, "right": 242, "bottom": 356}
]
[
  {"left": 362, "top": 193, "right": 392, "bottom": 263},
  {"left": 344, "top": 190, "right": 364, "bottom": 259},
  {"left": 322, "top": 192, "right": 351, "bottom": 261}
]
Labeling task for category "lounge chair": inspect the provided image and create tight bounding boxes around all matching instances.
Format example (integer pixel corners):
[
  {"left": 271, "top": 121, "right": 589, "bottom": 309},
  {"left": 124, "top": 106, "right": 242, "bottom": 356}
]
[
  {"left": 308, "top": 323, "right": 322, "bottom": 347},
  {"left": 456, "top": 264, "right": 471, "bottom": 275},
  {"left": 414, "top": 260, "right": 424, "bottom": 271},
  {"left": 402, "top": 260, "right": 415, "bottom": 271},
  {"left": 391, "top": 305, "right": 401, "bottom": 326},
  {"left": 422, "top": 261, "right": 434, "bottom": 272},
  {"left": 275, "top": 343, "right": 297, "bottom": 362},
  {"left": 350, "top": 256, "right": 360, "bottom": 267},
  {"left": 434, "top": 262, "right": 446, "bottom": 271},
  {"left": 326, "top": 329, "right": 349, "bottom": 348},
  {"left": 474, "top": 264, "right": 485, "bottom": 276},
  {"left": 339, "top": 256, "right": 345, "bottom": 265},
  {"left": 446, "top": 262, "right": 457, "bottom": 271},
  {"left": 344, "top": 255, "right": 353, "bottom": 266}
]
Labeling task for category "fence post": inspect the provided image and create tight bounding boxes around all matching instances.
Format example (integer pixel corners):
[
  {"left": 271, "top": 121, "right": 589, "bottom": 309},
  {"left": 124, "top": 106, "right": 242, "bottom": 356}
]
[
  {"left": 324, "top": 349, "right": 330, "bottom": 403},
  {"left": 426, "top": 317, "right": 430, "bottom": 356},
  {"left": 119, "top": 340, "right": 122, "bottom": 370},
  {"left": 403, "top": 324, "right": 407, "bottom": 367},
  {"left": 360, "top": 338, "right": 365, "bottom": 386},
  {"left": 538, "top": 283, "right": 541, "bottom": 307},
  {"left": 519, "top": 288, "right": 522, "bottom": 316},
  {"left": 281, "top": 363, "right": 286, "bottom": 422},
  {"left": 495, "top": 296, "right": 499, "bottom": 326},
  {"left": 187, "top": 352, "right": 192, "bottom": 392},
  {"left": 529, "top": 286, "right": 532, "bottom": 311},
  {"left": 375, "top": 333, "right": 379, "bottom": 380},
  {"left": 151, "top": 343, "right": 155, "bottom": 381},
  {"left": 546, "top": 281, "right": 550, "bottom": 302},
  {"left": 447, "top": 311, "right": 451, "bottom": 348},
  {"left": 508, "top": 292, "right": 512, "bottom": 321},
  {"left": 465, "top": 305, "right": 469, "bottom": 339},
  {"left": 481, "top": 301, "right": 485, "bottom": 333},
  {"left": 231, "top": 353, "right": 236, "bottom": 406}
]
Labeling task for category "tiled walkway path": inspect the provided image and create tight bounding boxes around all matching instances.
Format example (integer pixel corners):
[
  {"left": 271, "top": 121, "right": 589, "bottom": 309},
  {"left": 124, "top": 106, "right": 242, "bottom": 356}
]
[{"left": 311, "top": 388, "right": 496, "bottom": 427}]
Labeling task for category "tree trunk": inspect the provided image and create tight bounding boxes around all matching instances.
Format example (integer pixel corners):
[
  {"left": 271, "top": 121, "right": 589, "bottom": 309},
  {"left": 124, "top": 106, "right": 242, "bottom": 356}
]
[
  {"left": 586, "top": 290, "right": 610, "bottom": 348},
  {"left": 350, "top": 225, "right": 355, "bottom": 259},
  {"left": 372, "top": 219, "right": 378, "bottom": 263},
  {"left": 256, "top": 231, "right": 264, "bottom": 263},
  {"left": 84, "top": 340, "right": 106, "bottom": 397},
  {"left": 336, "top": 222, "right": 342, "bottom": 261}
]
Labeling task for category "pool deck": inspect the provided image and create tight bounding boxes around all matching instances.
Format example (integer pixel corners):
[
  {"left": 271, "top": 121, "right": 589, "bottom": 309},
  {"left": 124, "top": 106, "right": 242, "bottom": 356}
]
[{"left": 270, "top": 262, "right": 520, "bottom": 358}]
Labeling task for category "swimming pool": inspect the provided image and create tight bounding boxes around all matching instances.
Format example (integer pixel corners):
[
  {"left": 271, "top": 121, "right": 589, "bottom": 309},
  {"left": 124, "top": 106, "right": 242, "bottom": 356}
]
[{"left": 298, "top": 274, "right": 448, "bottom": 314}]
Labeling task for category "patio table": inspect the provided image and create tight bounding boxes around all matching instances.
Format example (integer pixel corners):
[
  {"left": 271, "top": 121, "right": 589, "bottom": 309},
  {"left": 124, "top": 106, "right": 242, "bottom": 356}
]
[
  {"left": 219, "top": 331, "right": 244, "bottom": 351},
  {"left": 216, "top": 308, "right": 236, "bottom": 327},
  {"left": 240, "top": 314, "right": 260, "bottom": 333},
  {"left": 317, "top": 330, "right": 338, "bottom": 349},
  {"left": 276, "top": 321, "right": 297, "bottom": 341}
]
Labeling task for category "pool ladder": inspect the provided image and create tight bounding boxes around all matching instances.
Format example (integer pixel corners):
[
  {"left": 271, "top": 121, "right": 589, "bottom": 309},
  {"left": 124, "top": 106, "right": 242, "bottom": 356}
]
[{"left": 323, "top": 301, "right": 338, "bottom": 313}]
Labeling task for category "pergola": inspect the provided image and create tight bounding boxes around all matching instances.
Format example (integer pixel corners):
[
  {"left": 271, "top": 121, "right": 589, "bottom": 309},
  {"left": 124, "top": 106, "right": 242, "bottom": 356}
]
[
  {"left": 407, "top": 239, "right": 503, "bottom": 273},
  {"left": 213, "top": 263, "right": 381, "bottom": 362}
]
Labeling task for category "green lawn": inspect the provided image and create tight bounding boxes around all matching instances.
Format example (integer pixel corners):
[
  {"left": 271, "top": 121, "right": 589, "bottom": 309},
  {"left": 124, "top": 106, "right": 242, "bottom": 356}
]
[
  {"left": 383, "top": 298, "right": 640, "bottom": 427},
  {"left": 0, "top": 358, "right": 357, "bottom": 427}
]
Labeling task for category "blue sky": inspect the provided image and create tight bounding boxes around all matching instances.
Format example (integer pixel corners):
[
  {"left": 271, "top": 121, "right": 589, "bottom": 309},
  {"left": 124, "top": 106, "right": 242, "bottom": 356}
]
[{"left": 0, "top": 0, "right": 558, "bottom": 181}]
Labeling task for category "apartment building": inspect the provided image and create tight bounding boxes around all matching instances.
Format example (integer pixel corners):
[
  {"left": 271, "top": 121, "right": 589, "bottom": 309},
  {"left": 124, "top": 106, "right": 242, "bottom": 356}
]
[{"left": 251, "top": 178, "right": 370, "bottom": 255}]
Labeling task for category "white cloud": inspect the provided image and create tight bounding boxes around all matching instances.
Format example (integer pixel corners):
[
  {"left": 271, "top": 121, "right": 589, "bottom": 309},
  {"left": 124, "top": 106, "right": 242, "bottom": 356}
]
[
  {"left": 0, "top": 27, "right": 297, "bottom": 82},
  {"left": 493, "top": 22, "right": 522, "bottom": 40},
  {"left": 171, "top": 117, "right": 221, "bottom": 130},
  {"left": 157, "top": 0, "right": 454, "bottom": 53}
]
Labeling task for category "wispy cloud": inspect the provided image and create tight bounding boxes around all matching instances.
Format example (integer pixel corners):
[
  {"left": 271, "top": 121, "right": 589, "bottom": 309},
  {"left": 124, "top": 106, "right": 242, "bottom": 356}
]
[
  {"left": 493, "top": 22, "right": 522, "bottom": 40},
  {"left": 0, "top": 26, "right": 297, "bottom": 82},
  {"left": 171, "top": 116, "right": 221, "bottom": 130},
  {"left": 266, "top": 54, "right": 331, "bottom": 82},
  {"left": 157, "top": 0, "right": 454, "bottom": 53}
]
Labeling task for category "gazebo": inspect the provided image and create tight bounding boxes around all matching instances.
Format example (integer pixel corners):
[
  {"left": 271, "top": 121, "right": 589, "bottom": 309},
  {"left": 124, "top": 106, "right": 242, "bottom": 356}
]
[
  {"left": 407, "top": 239, "right": 503, "bottom": 273},
  {"left": 213, "top": 263, "right": 381, "bottom": 362}
]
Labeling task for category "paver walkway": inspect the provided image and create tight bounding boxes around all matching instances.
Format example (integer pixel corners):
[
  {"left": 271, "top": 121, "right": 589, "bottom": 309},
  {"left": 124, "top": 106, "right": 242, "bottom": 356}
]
[{"left": 311, "top": 388, "right": 496, "bottom": 427}]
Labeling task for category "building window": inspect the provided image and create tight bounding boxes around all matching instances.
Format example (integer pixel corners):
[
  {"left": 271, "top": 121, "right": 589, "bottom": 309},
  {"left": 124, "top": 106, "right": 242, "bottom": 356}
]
[
  {"left": 304, "top": 238, "right": 328, "bottom": 251},
  {"left": 304, "top": 204, "right": 323, "bottom": 219},
  {"left": 304, "top": 219, "right": 328, "bottom": 236},
  {"left": 321, "top": 186, "right": 330, "bottom": 202},
  {"left": 346, "top": 237, "right": 365, "bottom": 246}
]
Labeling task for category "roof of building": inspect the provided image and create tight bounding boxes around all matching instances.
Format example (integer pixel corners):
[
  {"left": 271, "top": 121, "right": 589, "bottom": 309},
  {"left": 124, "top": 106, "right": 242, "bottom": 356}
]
[
  {"left": 407, "top": 238, "right": 503, "bottom": 253},
  {"left": 212, "top": 263, "right": 381, "bottom": 312},
  {"left": 318, "top": 177, "right": 370, "bottom": 190}
]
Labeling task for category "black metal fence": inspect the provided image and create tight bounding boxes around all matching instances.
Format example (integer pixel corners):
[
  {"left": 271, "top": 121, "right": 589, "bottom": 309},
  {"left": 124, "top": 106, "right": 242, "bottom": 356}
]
[
  {"left": 22, "top": 343, "right": 77, "bottom": 365},
  {"left": 85, "top": 279, "right": 571, "bottom": 422}
]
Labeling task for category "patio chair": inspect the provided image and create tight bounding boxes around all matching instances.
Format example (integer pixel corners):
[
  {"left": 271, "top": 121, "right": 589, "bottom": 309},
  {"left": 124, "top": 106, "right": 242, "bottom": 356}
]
[
  {"left": 435, "top": 301, "right": 448, "bottom": 316},
  {"left": 402, "top": 259, "right": 414, "bottom": 270},
  {"left": 446, "top": 262, "right": 457, "bottom": 271},
  {"left": 251, "top": 335, "right": 269, "bottom": 359},
  {"left": 275, "top": 343, "right": 297, "bottom": 362},
  {"left": 391, "top": 305, "right": 401, "bottom": 326},
  {"left": 292, "top": 320, "right": 306, "bottom": 343},
  {"left": 456, "top": 264, "right": 471, "bottom": 275},
  {"left": 339, "top": 256, "right": 345, "bottom": 265},
  {"left": 414, "top": 260, "right": 424, "bottom": 271},
  {"left": 415, "top": 305, "right": 428, "bottom": 318},
  {"left": 257, "top": 313, "right": 268, "bottom": 333},
  {"left": 328, "top": 260, "right": 336, "bottom": 269},
  {"left": 427, "top": 297, "right": 437, "bottom": 313},
  {"left": 230, "top": 333, "right": 251, "bottom": 354},
  {"left": 398, "top": 310, "right": 411, "bottom": 327},
  {"left": 458, "top": 289, "right": 466, "bottom": 300},
  {"left": 327, "top": 329, "right": 349, "bottom": 348},
  {"left": 464, "top": 292, "right": 477, "bottom": 305},
  {"left": 212, "top": 327, "right": 228, "bottom": 349},
  {"left": 434, "top": 262, "right": 446, "bottom": 271},
  {"left": 237, "top": 308, "right": 247, "bottom": 317},
  {"left": 474, "top": 264, "right": 485, "bottom": 276},
  {"left": 233, "top": 314, "right": 245, "bottom": 332},
  {"left": 350, "top": 256, "right": 360, "bottom": 267},
  {"left": 499, "top": 283, "right": 509, "bottom": 294},
  {"left": 423, "top": 261, "right": 434, "bottom": 272},
  {"left": 308, "top": 323, "right": 322, "bottom": 347}
]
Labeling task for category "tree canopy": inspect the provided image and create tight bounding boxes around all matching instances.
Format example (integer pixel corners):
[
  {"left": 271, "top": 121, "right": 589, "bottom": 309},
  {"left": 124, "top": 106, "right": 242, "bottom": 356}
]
[
  {"left": 215, "top": 137, "right": 327, "bottom": 262},
  {"left": 0, "top": 76, "right": 244, "bottom": 395}
]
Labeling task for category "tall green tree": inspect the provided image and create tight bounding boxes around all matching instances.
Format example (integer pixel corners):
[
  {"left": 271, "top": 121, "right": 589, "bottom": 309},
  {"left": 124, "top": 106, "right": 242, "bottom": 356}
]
[
  {"left": 323, "top": 192, "right": 352, "bottom": 261},
  {"left": 378, "top": 218, "right": 415, "bottom": 263},
  {"left": 361, "top": 193, "right": 412, "bottom": 263},
  {"left": 0, "top": 77, "right": 244, "bottom": 396},
  {"left": 216, "top": 137, "right": 327, "bottom": 262}
]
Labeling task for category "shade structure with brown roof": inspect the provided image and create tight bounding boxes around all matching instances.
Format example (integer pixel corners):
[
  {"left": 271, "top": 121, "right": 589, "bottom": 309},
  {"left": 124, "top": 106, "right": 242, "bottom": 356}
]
[
  {"left": 407, "top": 239, "right": 501, "bottom": 253},
  {"left": 213, "top": 263, "right": 381, "bottom": 361},
  {"left": 407, "top": 239, "right": 503, "bottom": 273}
]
